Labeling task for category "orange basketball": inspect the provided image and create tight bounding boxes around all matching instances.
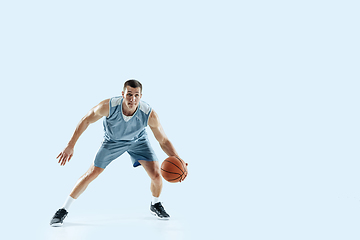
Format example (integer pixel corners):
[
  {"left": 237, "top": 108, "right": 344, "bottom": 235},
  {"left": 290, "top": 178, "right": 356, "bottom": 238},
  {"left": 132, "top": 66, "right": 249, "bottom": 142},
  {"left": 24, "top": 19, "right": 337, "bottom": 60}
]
[{"left": 161, "top": 156, "right": 187, "bottom": 183}]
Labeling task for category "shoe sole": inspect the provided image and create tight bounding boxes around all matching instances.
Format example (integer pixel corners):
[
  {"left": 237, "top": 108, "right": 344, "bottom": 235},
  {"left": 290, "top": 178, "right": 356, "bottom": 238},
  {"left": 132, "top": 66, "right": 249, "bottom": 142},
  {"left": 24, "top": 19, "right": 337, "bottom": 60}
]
[
  {"left": 150, "top": 210, "right": 170, "bottom": 220},
  {"left": 50, "top": 222, "right": 63, "bottom": 227}
]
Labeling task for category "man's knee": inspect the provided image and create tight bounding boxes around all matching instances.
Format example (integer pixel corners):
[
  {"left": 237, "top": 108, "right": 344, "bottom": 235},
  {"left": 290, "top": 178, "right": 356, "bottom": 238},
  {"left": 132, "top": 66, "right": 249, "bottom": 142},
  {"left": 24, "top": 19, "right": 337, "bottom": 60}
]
[
  {"left": 152, "top": 170, "right": 161, "bottom": 181},
  {"left": 92, "top": 165, "right": 104, "bottom": 174},
  {"left": 140, "top": 160, "right": 161, "bottom": 180},
  {"left": 150, "top": 166, "right": 163, "bottom": 184},
  {"left": 84, "top": 165, "right": 104, "bottom": 181}
]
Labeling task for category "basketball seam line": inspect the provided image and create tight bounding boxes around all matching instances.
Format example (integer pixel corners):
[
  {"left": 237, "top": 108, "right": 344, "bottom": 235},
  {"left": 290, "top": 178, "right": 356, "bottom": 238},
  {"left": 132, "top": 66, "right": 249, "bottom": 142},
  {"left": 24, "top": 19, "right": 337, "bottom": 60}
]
[
  {"left": 166, "top": 175, "right": 182, "bottom": 182},
  {"left": 175, "top": 156, "right": 187, "bottom": 180},
  {"left": 163, "top": 159, "right": 184, "bottom": 175},
  {"left": 161, "top": 167, "right": 182, "bottom": 182},
  {"left": 161, "top": 168, "right": 181, "bottom": 175}
]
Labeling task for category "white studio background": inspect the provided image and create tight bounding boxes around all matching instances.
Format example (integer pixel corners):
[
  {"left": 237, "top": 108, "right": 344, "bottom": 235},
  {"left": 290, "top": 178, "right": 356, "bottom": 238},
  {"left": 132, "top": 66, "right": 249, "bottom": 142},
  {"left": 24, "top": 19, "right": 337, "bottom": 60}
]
[{"left": 0, "top": 0, "right": 359, "bottom": 239}]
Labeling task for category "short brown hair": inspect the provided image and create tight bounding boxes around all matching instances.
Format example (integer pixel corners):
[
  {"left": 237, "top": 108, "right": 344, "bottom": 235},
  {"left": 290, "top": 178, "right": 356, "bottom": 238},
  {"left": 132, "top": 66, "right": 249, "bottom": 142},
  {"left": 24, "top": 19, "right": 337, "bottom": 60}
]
[{"left": 123, "top": 79, "right": 142, "bottom": 93}]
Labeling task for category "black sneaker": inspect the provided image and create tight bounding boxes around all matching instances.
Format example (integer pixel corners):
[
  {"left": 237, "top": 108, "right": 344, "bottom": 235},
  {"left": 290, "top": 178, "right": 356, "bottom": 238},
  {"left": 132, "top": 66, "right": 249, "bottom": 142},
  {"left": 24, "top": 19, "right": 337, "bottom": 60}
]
[
  {"left": 50, "top": 208, "right": 68, "bottom": 227},
  {"left": 150, "top": 202, "right": 170, "bottom": 220}
]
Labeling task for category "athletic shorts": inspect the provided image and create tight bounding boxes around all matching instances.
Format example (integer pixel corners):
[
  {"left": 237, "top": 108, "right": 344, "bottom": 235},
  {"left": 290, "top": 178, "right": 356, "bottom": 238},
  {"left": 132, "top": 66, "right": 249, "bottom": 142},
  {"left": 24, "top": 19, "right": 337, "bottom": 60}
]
[{"left": 93, "top": 136, "right": 158, "bottom": 169}]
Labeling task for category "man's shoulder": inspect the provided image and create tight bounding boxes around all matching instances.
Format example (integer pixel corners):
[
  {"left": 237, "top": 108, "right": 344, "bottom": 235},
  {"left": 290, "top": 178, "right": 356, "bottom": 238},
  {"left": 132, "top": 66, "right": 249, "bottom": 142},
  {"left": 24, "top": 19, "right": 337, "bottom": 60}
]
[
  {"left": 110, "top": 96, "right": 123, "bottom": 107},
  {"left": 139, "top": 100, "right": 151, "bottom": 115}
]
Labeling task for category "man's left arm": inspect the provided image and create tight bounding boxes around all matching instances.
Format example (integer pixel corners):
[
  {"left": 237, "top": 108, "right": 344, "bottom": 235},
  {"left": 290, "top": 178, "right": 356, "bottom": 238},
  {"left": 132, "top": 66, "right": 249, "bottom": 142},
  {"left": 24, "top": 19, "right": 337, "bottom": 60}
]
[{"left": 148, "top": 110, "right": 180, "bottom": 158}]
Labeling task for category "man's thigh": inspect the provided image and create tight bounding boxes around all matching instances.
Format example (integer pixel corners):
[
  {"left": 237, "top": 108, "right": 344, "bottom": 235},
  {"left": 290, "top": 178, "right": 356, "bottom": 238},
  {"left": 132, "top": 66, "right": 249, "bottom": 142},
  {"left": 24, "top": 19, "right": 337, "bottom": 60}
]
[
  {"left": 138, "top": 160, "right": 161, "bottom": 179},
  {"left": 127, "top": 137, "right": 158, "bottom": 168},
  {"left": 94, "top": 141, "right": 129, "bottom": 169}
]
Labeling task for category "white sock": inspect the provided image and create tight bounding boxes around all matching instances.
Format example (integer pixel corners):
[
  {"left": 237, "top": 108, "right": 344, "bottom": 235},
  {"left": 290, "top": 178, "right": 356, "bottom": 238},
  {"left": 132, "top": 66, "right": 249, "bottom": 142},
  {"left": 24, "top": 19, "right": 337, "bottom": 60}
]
[
  {"left": 62, "top": 196, "right": 75, "bottom": 211},
  {"left": 152, "top": 196, "right": 160, "bottom": 205}
]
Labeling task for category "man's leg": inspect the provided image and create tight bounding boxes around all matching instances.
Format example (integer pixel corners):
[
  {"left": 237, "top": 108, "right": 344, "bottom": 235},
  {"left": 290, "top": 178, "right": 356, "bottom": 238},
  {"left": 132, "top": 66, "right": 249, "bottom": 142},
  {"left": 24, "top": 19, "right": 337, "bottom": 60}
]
[
  {"left": 50, "top": 164, "right": 104, "bottom": 226},
  {"left": 70, "top": 164, "right": 104, "bottom": 199},
  {"left": 138, "top": 160, "right": 163, "bottom": 198},
  {"left": 139, "top": 160, "right": 170, "bottom": 220}
]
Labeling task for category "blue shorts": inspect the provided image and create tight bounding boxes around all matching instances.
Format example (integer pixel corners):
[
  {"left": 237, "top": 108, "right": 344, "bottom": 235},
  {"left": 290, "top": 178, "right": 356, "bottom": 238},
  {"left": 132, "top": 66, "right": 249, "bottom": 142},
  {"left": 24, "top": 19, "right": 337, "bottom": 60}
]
[{"left": 94, "top": 136, "right": 158, "bottom": 169}]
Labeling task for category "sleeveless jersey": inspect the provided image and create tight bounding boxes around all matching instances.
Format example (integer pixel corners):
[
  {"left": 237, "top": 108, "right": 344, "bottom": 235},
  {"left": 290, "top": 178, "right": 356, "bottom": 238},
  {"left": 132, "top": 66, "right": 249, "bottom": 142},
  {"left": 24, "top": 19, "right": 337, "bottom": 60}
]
[{"left": 103, "top": 96, "right": 152, "bottom": 141}]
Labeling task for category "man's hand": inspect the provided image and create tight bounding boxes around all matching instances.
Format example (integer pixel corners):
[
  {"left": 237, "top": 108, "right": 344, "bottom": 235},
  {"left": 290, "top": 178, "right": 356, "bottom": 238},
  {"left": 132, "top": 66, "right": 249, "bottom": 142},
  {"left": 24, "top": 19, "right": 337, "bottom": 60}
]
[
  {"left": 180, "top": 160, "right": 189, "bottom": 182},
  {"left": 57, "top": 145, "right": 74, "bottom": 166}
]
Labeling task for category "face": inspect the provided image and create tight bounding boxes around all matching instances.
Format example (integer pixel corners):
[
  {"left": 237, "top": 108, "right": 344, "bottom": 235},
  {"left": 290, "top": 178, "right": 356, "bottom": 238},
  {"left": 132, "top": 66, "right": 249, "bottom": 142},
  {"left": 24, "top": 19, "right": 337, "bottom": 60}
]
[{"left": 122, "top": 86, "right": 142, "bottom": 112}]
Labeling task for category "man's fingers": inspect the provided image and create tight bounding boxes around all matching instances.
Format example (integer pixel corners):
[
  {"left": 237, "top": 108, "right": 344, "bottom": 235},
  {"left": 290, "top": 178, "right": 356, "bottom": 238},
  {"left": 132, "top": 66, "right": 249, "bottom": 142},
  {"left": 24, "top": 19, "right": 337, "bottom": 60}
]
[
  {"left": 57, "top": 153, "right": 63, "bottom": 163},
  {"left": 62, "top": 155, "right": 68, "bottom": 165},
  {"left": 57, "top": 147, "right": 74, "bottom": 166},
  {"left": 57, "top": 152, "right": 69, "bottom": 166},
  {"left": 59, "top": 156, "right": 64, "bottom": 164}
]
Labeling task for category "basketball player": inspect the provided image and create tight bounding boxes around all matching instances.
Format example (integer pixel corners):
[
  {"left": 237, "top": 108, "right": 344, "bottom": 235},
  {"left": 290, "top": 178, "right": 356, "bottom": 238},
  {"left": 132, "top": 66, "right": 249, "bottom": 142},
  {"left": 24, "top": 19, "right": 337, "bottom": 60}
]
[{"left": 50, "top": 80, "right": 187, "bottom": 226}]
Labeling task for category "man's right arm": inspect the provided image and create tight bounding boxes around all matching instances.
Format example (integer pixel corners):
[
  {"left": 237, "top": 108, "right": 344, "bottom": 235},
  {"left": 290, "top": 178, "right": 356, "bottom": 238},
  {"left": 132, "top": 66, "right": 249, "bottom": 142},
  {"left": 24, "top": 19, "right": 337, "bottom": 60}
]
[{"left": 57, "top": 99, "right": 110, "bottom": 166}]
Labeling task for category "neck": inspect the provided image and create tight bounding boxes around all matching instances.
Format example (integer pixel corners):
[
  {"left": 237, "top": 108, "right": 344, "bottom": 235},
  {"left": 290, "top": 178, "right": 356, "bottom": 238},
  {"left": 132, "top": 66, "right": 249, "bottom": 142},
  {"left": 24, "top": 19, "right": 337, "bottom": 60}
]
[{"left": 122, "top": 102, "right": 137, "bottom": 116}]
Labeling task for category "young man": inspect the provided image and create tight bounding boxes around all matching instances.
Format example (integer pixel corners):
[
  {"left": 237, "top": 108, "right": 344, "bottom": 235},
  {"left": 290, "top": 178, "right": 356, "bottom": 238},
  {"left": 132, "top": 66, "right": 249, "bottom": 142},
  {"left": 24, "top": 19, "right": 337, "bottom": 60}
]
[{"left": 50, "top": 80, "right": 187, "bottom": 226}]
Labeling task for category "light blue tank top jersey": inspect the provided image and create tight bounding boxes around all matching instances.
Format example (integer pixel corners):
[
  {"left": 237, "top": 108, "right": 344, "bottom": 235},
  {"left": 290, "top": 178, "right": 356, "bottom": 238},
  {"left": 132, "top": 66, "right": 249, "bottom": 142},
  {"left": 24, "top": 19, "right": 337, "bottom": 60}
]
[{"left": 103, "top": 96, "right": 152, "bottom": 142}]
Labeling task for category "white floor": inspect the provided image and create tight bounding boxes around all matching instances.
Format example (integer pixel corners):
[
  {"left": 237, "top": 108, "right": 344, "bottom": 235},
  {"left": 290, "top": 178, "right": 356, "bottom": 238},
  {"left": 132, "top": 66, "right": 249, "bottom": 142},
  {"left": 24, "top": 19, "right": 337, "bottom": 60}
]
[
  {"left": 45, "top": 213, "right": 188, "bottom": 240},
  {"left": 3, "top": 158, "right": 360, "bottom": 240},
  {"left": 4, "top": 196, "right": 360, "bottom": 240}
]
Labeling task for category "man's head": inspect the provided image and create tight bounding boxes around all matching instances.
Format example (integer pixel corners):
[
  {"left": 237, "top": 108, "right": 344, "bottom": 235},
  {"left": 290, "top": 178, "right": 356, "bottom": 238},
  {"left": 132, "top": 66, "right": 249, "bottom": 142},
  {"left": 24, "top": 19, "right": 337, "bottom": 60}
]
[
  {"left": 122, "top": 79, "right": 143, "bottom": 114},
  {"left": 123, "top": 79, "right": 142, "bottom": 93}
]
